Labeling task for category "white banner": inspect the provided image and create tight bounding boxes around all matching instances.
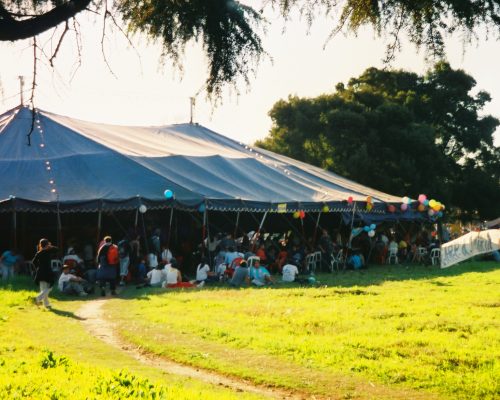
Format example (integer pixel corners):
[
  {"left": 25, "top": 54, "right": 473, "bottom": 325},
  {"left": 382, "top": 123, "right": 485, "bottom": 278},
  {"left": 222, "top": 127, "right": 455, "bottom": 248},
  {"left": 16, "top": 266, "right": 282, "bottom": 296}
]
[{"left": 441, "top": 229, "right": 500, "bottom": 269}]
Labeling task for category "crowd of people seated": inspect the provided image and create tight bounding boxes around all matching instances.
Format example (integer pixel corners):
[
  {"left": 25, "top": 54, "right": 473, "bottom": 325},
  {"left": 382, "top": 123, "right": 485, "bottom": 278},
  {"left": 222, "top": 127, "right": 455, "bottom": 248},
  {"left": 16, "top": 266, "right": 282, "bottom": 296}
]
[{"left": 2, "top": 220, "right": 483, "bottom": 306}]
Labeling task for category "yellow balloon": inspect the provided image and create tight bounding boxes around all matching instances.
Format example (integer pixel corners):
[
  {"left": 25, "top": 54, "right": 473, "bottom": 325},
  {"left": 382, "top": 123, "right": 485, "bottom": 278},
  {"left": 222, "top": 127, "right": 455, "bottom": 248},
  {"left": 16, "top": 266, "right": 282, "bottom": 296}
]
[
  {"left": 322, "top": 205, "right": 329, "bottom": 213},
  {"left": 293, "top": 211, "right": 300, "bottom": 219}
]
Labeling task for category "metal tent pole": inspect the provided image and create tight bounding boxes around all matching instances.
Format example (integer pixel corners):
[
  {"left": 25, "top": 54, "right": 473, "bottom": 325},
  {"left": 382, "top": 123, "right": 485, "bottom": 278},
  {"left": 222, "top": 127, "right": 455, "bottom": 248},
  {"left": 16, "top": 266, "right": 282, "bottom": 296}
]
[
  {"left": 233, "top": 211, "right": 240, "bottom": 239},
  {"left": 312, "top": 210, "right": 322, "bottom": 246}
]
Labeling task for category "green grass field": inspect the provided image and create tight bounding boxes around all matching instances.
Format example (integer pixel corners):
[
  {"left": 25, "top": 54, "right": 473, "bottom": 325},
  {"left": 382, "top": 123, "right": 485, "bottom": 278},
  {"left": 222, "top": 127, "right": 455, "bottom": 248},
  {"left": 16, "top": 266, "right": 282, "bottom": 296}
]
[
  {"left": 1, "top": 261, "right": 498, "bottom": 399},
  {"left": 107, "top": 261, "right": 500, "bottom": 399},
  {"left": 0, "top": 278, "right": 262, "bottom": 399}
]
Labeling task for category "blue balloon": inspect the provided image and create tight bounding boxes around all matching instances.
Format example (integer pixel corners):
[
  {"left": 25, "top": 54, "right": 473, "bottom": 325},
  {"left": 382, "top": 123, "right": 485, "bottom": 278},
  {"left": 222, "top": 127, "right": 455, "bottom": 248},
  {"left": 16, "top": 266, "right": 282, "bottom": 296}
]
[
  {"left": 437, "top": 211, "right": 443, "bottom": 218},
  {"left": 198, "top": 203, "right": 206, "bottom": 212},
  {"left": 363, "top": 226, "right": 370, "bottom": 232},
  {"left": 423, "top": 199, "right": 429, "bottom": 206},
  {"left": 370, "top": 224, "right": 376, "bottom": 230}
]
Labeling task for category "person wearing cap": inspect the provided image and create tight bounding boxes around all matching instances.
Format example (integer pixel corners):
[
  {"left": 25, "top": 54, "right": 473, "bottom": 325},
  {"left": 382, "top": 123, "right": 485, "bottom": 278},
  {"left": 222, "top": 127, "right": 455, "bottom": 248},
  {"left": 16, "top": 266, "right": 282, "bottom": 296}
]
[
  {"left": 32, "top": 238, "right": 58, "bottom": 308},
  {"left": 58, "top": 264, "right": 89, "bottom": 296}
]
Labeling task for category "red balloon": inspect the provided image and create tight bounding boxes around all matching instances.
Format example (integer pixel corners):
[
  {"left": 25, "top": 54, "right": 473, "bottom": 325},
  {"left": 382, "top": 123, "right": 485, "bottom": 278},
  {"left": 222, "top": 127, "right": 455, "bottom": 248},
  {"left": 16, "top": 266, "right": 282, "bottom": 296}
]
[
  {"left": 347, "top": 196, "right": 353, "bottom": 204},
  {"left": 388, "top": 205, "right": 396, "bottom": 213}
]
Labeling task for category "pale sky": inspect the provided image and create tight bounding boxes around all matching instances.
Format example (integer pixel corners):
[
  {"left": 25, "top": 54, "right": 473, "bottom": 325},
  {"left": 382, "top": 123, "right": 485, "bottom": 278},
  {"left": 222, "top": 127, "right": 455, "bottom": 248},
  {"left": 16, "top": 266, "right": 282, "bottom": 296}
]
[{"left": 1, "top": 8, "right": 499, "bottom": 146}]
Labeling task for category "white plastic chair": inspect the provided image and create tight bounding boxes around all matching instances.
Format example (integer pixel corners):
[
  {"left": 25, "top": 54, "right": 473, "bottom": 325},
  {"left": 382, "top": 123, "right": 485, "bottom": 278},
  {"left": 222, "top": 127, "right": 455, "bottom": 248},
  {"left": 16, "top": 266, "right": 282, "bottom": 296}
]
[
  {"left": 313, "top": 251, "right": 322, "bottom": 271},
  {"left": 51, "top": 259, "right": 62, "bottom": 272},
  {"left": 305, "top": 253, "right": 316, "bottom": 273},
  {"left": 246, "top": 256, "right": 260, "bottom": 268},
  {"left": 330, "top": 249, "right": 344, "bottom": 272},
  {"left": 386, "top": 248, "right": 398, "bottom": 265},
  {"left": 430, "top": 248, "right": 441, "bottom": 266}
]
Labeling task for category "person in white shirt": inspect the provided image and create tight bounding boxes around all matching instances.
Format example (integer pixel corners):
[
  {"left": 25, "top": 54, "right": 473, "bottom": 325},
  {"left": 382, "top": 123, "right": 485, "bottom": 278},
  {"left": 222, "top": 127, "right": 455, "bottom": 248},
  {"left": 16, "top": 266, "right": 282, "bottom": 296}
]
[
  {"left": 162, "top": 258, "right": 200, "bottom": 288},
  {"left": 146, "top": 265, "right": 167, "bottom": 287},
  {"left": 194, "top": 257, "right": 216, "bottom": 284},
  {"left": 160, "top": 244, "right": 173, "bottom": 264},
  {"left": 58, "top": 264, "right": 88, "bottom": 296},
  {"left": 147, "top": 252, "right": 158, "bottom": 269},
  {"left": 282, "top": 262, "right": 299, "bottom": 283}
]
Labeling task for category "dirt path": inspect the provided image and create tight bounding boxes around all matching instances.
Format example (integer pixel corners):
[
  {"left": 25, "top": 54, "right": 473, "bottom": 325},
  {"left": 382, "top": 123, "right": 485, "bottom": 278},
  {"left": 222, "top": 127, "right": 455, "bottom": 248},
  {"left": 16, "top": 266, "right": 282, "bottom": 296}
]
[{"left": 77, "top": 299, "right": 305, "bottom": 399}]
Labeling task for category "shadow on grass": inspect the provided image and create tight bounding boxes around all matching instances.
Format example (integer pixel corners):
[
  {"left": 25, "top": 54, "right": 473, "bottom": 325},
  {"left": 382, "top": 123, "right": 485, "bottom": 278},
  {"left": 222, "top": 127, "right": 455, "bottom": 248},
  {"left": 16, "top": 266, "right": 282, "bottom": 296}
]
[{"left": 48, "top": 307, "right": 85, "bottom": 320}]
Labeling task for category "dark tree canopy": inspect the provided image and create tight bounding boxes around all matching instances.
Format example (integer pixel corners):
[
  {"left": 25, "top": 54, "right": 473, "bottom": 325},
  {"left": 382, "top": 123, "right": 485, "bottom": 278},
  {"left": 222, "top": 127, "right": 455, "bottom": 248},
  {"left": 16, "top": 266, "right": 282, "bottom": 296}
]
[
  {"left": 256, "top": 63, "right": 500, "bottom": 220},
  {"left": 1, "top": 1, "right": 500, "bottom": 95}
]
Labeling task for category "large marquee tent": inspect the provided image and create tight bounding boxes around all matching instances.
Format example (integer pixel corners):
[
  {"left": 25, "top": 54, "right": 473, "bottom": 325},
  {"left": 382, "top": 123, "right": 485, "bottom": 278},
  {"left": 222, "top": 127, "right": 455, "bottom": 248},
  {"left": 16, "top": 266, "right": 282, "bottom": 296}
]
[{"left": 0, "top": 106, "right": 421, "bottom": 222}]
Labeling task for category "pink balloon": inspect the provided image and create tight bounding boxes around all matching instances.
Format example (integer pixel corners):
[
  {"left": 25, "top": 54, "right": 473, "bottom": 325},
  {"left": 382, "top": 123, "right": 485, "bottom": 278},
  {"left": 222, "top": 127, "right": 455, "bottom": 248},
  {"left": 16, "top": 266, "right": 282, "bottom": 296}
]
[
  {"left": 401, "top": 203, "right": 408, "bottom": 211},
  {"left": 418, "top": 194, "right": 427, "bottom": 203}
]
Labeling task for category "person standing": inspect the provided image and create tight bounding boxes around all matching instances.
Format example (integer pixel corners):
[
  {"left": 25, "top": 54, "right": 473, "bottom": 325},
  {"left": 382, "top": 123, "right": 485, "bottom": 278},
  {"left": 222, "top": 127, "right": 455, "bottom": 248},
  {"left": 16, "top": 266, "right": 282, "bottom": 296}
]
[
  {"left": 117, "top": 237, "right": 131, "bottom": 286},
  {"left": 1, "top": 248, "right": 18, "bottom": 281},
  {"left": 32, "top": 238, "right": 58, "bottom": 308},
  {"left": 96, "top": 236, "right": 119, "bottom": 296}
]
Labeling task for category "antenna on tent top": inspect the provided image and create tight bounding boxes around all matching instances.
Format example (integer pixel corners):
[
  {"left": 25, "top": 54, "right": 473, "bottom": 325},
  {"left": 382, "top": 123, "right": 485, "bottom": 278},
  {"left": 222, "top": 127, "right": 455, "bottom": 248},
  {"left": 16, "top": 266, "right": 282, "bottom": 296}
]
[
  {"left": 18, "top": 76, "right": 24, "bottom": 106},
  {"left": 189, "top": 97, "right": 196, "bottom": 124}
]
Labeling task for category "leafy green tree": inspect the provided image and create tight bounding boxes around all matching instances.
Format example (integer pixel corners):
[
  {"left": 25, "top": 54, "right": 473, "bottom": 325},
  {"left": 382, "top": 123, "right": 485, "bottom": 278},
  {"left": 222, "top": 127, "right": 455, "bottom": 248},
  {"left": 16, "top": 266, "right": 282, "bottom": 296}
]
[
  {"left": 256, "top": 63, "right": 500, "bottom": 220},
  {"left": 1, "top": 1, "right": 500, "bottom": 96}
]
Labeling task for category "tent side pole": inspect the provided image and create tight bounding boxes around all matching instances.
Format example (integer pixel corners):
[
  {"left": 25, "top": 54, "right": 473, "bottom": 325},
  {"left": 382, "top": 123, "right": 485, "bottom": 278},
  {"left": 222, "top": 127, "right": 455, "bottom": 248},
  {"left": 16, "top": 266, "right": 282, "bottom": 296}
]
[
  {"left": 205, "top": 208, "right": 212, "bottom": 266},
  {"left": 347, "top": 202, "right": 357, "bottom": 249},
  {"left": 167, "top": 207, "right": 174, "bottom": 248},
  {"left": 12, "top": 208, "right": 17, "bottom": 250},
  {"left": 96, "top": 204, "right": 102, "bottom": 245},
  {"left": 252, "top": 211, "right": 268, "bottom": 252},
  {"left": 56, "top": 202, "right": 63, "bottom": 251},
  {"left": 233, "top": 211, "right": 240, "bottom": 238},
  {"left": 312, "top": 211, "right": 322, "bottom": 246},
  {"left": 201, "top": 204, "right": 207, "bottom": 256}
]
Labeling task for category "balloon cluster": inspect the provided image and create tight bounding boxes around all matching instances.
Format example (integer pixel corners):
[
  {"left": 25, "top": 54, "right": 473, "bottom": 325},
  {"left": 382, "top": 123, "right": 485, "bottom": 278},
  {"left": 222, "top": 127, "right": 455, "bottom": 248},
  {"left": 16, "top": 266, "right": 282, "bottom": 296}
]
[
  {"left": 293, "top": 210, "right": 306, "bottom": 219},
  {"left": 417, "top": 194, "right": 444, "bottom": 218},
  {"left": 362, "top": 224, "right": 377, "bottom": 237}
]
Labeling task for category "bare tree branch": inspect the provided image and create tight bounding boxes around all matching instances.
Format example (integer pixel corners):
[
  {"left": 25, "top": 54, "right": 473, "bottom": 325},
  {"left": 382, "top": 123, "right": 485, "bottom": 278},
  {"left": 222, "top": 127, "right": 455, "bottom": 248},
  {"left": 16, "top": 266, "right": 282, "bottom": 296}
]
[
  {"left": 0, "top": 0, "right": 92, "bottom": 41},
  {"left": 27, "top": 37, "right": 38, "bottom": 146},
  {"left": 49, "top": 21, "right": 69, "bottom": 66},
  {"left": 100, "top": 1, "right": 117, "bottom": 78}
]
